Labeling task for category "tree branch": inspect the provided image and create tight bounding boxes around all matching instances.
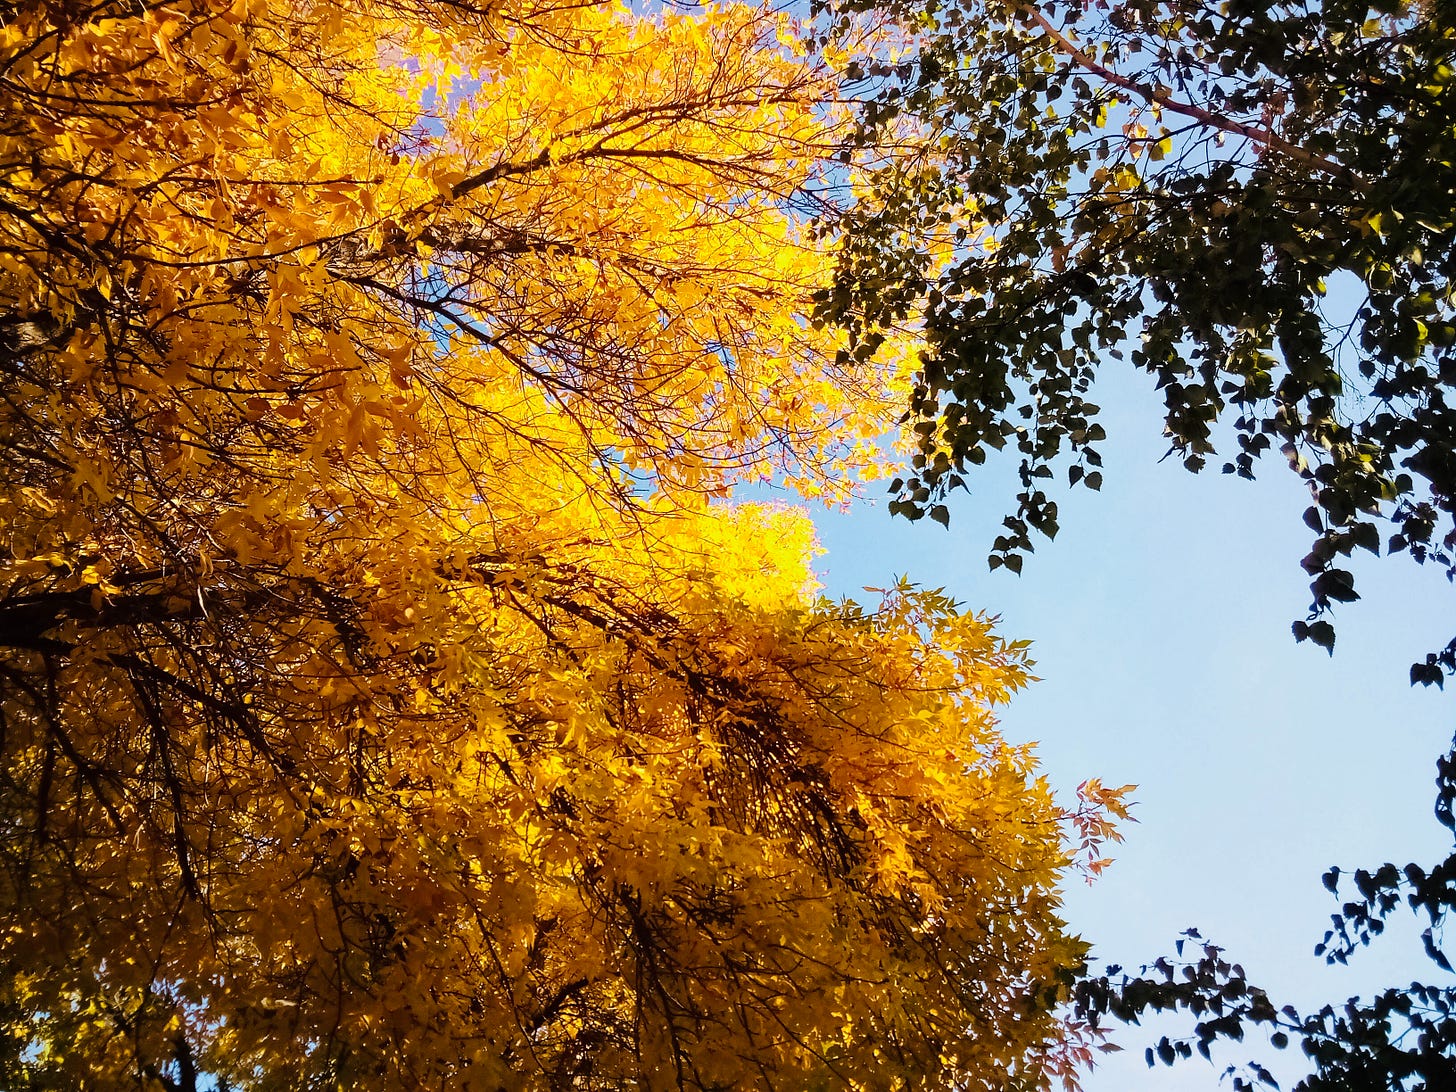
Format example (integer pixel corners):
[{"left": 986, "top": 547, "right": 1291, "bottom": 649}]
[{"left": 1023, "top": 6, "right": 1371, "bottom": 192}]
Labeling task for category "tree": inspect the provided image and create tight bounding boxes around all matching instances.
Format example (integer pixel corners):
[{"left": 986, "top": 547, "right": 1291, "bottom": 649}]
[
  {"left": 803, "top": 1, "right": 1456, "bottom": 1085},
  {"left": 0, "top": 1, "right": 1124, "bottom": 1087},
  {"left": 1071, "top": 738, "right": 1456, "bottom": 1092},
  {"left": 814, "top": 0, "right": 1456, "bottom": 675}
]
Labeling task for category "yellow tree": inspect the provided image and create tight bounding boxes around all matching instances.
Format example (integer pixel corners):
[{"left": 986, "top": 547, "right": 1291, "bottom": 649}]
[{"left": 0, "top": 1, "right": 1125, "bottom": 1087}]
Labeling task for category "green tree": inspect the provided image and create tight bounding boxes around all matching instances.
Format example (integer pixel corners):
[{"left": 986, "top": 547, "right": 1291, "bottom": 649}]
[
  {"left": 809, "top": 3, "right": 1456, "bottom": 1086},
  {"left": 1073, "top": 739, "right": 1456, "bottom": 1091},
  {"left": 816, "top": 0, "right": 1456, "bottom": 677}
]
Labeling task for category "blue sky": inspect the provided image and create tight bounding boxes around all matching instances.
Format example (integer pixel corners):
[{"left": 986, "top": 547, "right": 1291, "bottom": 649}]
[{"left": 799, "top": 361, "right": 1455, "bottom": 1088}]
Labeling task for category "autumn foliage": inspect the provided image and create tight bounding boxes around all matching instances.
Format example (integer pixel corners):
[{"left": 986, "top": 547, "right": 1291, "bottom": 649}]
[{"left": 0, "top": 1, "right": 1119, "bottom": 1087}]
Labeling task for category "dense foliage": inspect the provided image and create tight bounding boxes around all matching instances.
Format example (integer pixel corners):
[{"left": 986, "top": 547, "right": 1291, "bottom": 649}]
[
  {"left": 809, "top": 2, "right": 1456, "bottom": 1086},
  {"left": 817, "top": 0, "right": 1456, "bottom": 673},
  {"left": 0, "top": 1, "right": 1125, "bottom": 1088}
]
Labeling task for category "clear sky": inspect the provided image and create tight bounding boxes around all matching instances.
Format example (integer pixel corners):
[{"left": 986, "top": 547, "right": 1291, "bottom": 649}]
[{"left": 796, "top": 362, "right": 1455, "bottom": 1089}]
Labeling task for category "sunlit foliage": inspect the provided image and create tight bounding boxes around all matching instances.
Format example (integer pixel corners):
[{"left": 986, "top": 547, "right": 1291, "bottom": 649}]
[{"left": 0, "top": 1, "right": 1117, "bottom": 1087}]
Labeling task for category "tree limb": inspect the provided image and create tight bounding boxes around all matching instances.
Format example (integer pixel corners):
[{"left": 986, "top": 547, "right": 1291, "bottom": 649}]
[{"left": 1022, "top": 6, "right": 1371, "bottom": 192}]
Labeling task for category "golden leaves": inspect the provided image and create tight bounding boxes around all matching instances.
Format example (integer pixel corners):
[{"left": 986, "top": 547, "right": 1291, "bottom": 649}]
[{"left": 0, "top": 1, "right": 1111, "bottom": 1088}]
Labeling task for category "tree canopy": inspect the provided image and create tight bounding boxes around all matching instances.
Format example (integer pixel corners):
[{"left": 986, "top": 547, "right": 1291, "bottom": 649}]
[
  {"left": 806, "top": 2, "right": 1456, "bottom": 1087},
  {"left": 0, "top": 1, "right": 1128, "bottom": 1088},
  {"left": 816, "top": 0, "right": 1456, "bottom": 675}
]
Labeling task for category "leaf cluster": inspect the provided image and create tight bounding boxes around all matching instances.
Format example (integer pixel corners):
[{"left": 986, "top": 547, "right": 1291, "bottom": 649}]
[
  {"left": 0, "top": 1, "right": 1103, "bottom": 1087},
  {"left": 816, "top": 0, "right": 1456, "bottom": 675},
  {"left": 1073, "top": 736, "right": 1456, "bottom": 1090}
]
